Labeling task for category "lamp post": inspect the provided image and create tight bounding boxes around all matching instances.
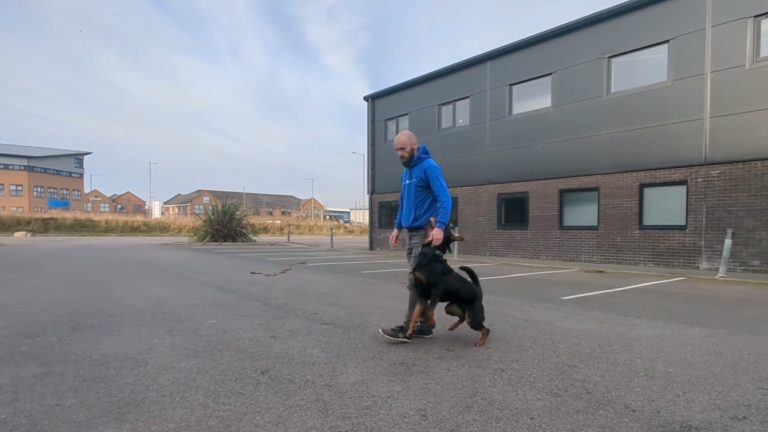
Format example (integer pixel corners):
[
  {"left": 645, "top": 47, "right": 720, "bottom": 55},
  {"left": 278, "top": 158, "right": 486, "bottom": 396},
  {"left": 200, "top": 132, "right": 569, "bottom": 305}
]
[
  {"left": 89, "top": 173, "right": 103, "bottom": 192},
  {"left": 303, "top": 177, "right": 314, "bottom": 222},
  {"left": 351, "top": 152, "right": 366, "bottom": 209},
  {"left": 148, "top": 162, "right": 158, "bottom": 217}
]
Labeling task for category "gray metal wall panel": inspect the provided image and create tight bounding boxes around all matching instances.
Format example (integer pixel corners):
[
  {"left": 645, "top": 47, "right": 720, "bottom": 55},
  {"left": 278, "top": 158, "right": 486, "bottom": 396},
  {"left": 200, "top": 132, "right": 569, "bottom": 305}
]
[
  {"left": 709, "top": 109, "right": 768, "bottom": 161},
  {"left": 713, "top": 0, "right": 768, "bottom": 25},
  {"left": 711, "top": 64, "right": 768, "bottom": 116},
  {"left": 488, "top": 0, "right": 705, "bottom": 88},
  {"left": 373, "top": 64, "right": 487, "bottom": 122},
  {"left": 470, "top": 92, "right": 487, "bottom": 125},
  {"left": 488, "top": 87, "right": 507, "bottom": 120},
  {"left": 422, "top": 126, "right": 486, "bottom": 159},
  {"left": 553, "top": 60, "right": 605, "bottom": 106},
  {"left": 711, "top": 19, "right": 749, "bottom": 71},
  {"left": 671, "top": 30, "right": 706, "bottom": 79},
  {"left": 0, "top": 156, "right": 27, "bottom": 165},
  {"left": 489, "top": 75, "right": 705, "bottom": 151},
  {"left": 409, "top": 107, "right": 437, "bottom": 138},
  {"left": 34, "top": 156, "right": 83, "bottom": 172}
]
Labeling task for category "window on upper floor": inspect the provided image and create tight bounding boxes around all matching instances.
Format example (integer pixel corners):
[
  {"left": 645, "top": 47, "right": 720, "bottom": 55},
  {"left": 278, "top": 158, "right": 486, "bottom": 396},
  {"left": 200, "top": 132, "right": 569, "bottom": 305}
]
[
  {"left": 439, "top": 98, "right": 469, "bottom": 130},
  {"left": 610, "top": 43, "right": 669, "bottom": 93},
  {"left": 386, "top": 114, "right": 409, "bottom": 141},
  {"left": 512, "top": 75, "right": 552, "bottom": 114}
]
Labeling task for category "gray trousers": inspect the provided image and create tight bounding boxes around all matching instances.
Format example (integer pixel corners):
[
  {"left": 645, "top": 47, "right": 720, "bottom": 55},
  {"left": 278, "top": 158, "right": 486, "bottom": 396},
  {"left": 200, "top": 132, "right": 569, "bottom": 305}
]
[{"left": 402, "top": 228, "right": 433, "bottom": 330}]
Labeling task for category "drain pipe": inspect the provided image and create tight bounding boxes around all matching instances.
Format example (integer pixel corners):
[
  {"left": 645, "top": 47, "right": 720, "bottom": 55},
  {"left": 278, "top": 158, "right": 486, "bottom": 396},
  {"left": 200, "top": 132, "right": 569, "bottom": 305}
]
[{"left": 716, "top": 228, "right": 733, "bottom": 278}]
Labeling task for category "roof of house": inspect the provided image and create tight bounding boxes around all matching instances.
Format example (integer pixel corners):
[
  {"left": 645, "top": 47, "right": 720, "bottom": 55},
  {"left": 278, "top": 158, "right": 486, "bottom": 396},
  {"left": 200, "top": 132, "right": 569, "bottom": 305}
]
[
  {"left": 0, "top": 143, "right": 92, "bottom": 158},
  {"left": 112, "top": 191, "right": 145, "bottom": 203},
  {"left": 363, "top": 0, "right": 662, "bottom": 101},
  {"left": 164, "top": 190, "right": 302, "bottom": 209}
]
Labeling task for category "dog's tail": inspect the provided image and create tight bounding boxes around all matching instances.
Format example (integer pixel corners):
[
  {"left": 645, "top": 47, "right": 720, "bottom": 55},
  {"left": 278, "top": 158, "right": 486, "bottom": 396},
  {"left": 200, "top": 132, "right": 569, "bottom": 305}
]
[{"left": 458, "top": 265, "right": 480, "bottom": 286}]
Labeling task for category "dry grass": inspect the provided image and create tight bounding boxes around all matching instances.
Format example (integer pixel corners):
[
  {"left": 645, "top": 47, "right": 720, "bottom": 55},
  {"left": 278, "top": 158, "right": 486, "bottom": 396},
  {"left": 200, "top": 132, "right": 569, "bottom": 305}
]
[{"left": 0, "top": 214, "right": 368, "bottom": 236}]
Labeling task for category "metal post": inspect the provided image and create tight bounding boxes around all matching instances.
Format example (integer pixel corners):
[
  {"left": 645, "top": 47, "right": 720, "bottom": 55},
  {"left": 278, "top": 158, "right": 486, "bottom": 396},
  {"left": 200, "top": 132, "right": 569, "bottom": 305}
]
[
  {"left": 330, "top": 227, "right": 334, "bottom": 248},
  {"left": 287, "top": 223, "right": 291, "bottom": 242},
  {"left": 453, "top": 226, "right": 459, "bottom": 260},
  {"left": 716, "top": 228, "right": 733, "bottom": 278}
]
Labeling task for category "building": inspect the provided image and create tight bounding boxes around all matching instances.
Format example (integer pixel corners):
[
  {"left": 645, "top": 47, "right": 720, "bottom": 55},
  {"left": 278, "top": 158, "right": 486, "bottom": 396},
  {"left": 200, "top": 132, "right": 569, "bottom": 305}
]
[
  {"left": 364, "top": 0, "right": 768, "bottom": 272},
  {"left": 0, "top": 143, "right": 90, "bottom": 215},
  {"left": 324, "top": 207, "right": 351, "bottom": 223},
  {"left": 299, "top": 197, "right": 325, "bottom": 219},
  {"left": 163, "top": 190, "right": 302, "bottom": 218}
]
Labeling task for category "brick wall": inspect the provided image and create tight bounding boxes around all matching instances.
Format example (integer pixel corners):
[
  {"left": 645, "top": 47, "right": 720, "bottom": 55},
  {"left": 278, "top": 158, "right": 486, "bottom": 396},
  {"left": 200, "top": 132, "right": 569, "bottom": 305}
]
[{"left": 372, "top": 160, "right": 768, "bottom": 273}]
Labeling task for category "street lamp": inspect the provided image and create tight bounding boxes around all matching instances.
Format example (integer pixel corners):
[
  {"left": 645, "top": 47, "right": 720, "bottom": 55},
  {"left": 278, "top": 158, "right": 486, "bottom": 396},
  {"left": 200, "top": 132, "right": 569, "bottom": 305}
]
[
  {"left": 89, "top": 173, "right": 103, "bottom": 192},
  {"left": 351, "top": 152, "right": 366, "bottom": 209},
  {"left": 149, "top": 162, "right": 158, "bottom": 217},
  {"left": 302, "top": 177, "right": 315, "bottom": 221}
]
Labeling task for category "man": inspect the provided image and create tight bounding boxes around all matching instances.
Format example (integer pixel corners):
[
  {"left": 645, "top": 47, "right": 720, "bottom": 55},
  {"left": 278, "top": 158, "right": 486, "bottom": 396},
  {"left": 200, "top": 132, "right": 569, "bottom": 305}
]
[{"left": 379, "top": 130, "right": 452, "bottom": 342}]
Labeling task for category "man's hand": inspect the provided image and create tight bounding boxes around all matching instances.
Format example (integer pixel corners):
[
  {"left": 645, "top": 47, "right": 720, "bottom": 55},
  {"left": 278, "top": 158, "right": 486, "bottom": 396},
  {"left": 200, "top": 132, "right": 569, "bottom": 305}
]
[
  {"left": 389, "top": 228, "right": 400, "bottom": 247},
  {"left": 427, "top": 227, "right": 444, "bottom": 247}
]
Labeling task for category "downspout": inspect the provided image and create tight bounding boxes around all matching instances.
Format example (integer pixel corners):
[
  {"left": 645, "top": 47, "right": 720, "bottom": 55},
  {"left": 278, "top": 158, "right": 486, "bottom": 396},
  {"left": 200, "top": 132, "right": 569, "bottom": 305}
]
[{"left": 366, "top": 97, "right": 375, "bottom": 251}]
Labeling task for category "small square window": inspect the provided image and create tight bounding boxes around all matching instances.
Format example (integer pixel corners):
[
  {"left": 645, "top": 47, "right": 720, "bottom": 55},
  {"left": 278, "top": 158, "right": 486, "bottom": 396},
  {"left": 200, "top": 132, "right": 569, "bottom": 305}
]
[
  {"left": 73, "top": 190, "right": 82, "bottom": 201},
  {"left": 99, "top": 203, "right": 111, "bottom": 212},
  {"left": 48, "top": 187, "right": 58, "bottom": 199},
  {"left": 439, "top": 98, "right": 470, "bottom": 130},
  {"left": 640, "top": 182, "right": 687, "bottom": 228},
  {"left": 560, "top": 189, "right": 599, "bottom": 229},
  {"left": 378, "top": 200, "right": 399, "bottom": 229},
  {"left": 10, "top": 184, "right": 23, "bottom": 197},
  {"left": 34, "top": 186, "right": 45, "bottom": 198},
  {"left": 194, "top": 204, "right": 205, "bottom": 214},
  {"left": 610, "top": 43, "right": 669, "bottom": 93},
  {"left": 512, "top": 75, "right": 552, "bottom": 114},
  {"left": 203, "top": 196, "right": 211, "bottom": 204},
  {"left": 74, "top": 157, "right": 84, "bottom": 169},
  {"left": 756, "top": 14, "right": 768, "bottom": 62},
  {"left": 498, "top": 193, "right": 529, "bottom": 229},
  {"left": 386, "top": 114, "right": 409, "bottom": 141}
]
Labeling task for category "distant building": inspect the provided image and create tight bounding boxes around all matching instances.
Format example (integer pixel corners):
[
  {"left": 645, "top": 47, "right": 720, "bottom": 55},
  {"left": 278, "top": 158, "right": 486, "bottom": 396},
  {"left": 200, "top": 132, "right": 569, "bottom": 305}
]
[
  {"left": 0, "top": 143, "right": 90, "bottom": 215},
  {"left": 299, "top": 197, "right": 325, "bottom": 219},
  {"left": 83, "top": 190, "right": 146, "bottom": 215},
  {"left": 163, "top": 190, "right": 302, "bottom": 218}
]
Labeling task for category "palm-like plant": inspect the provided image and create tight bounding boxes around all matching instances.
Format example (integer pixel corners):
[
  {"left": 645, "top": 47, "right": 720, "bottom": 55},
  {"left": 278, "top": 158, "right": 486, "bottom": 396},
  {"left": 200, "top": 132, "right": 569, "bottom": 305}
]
[{"left": 193, "top": 201, "right": 252, "bottom": 244}]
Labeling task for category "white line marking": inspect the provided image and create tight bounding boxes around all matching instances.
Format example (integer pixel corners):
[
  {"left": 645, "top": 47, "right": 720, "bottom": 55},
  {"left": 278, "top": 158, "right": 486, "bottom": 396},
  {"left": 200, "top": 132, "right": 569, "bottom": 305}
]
[
  {"left": 211, "top": 249, "right": 307, "bottom": 253},
  {"left": 308, "top": 260, "right": 402, "bottom": 266},
  {"left": 480, "top": 269, "right": 578, "bottom": 280},
  {"left": 268, "top": 255, "right": 374, "bottom": 261},
  {"left": 360, "top": 263, "right": 499, "bottom": 274},
  {"left": 234, "top": 251, "right": 351, "bottom": 256},
  {"left": 561, "top": 277, "right": 687, "bottom": 300}
]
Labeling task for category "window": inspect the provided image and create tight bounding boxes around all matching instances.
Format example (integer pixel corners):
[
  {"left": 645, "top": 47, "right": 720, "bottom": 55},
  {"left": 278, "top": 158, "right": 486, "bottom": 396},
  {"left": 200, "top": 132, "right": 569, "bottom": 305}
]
[
  {"left": 61, "top": 188, "right": 70, "bottom": 200},
  {"left": 203, "top": 196, "right": 211, "bottom": 204},
  {"left": 498, "top": 193, "right": 529, "bottom": 229},
  {"left": 48, "top": 187, "right": 58, "bottom": 199},
  {"left": 10, "top": 184, "right": 23, "bottom": 197},
  {"left": 194, "top": 204, "right": 205, "bottom": 214},
  {"left": 560, "top": 189, "right": 599, "bottom": 229},
  {"left": 439, "top": 98, "right": 470, "bottom": 129},
  {"left": 378, "top": 200, "right": 400, "bottom": 229},
  {"left": 72, "top": 190, "right": 82, "bottom": 201},
  {"left": 386, "top": 114, "right": 409, "bottom": 141},
  {"left": 640, "top": 182, "right": 687, "bottom": 228},
  {"left": 85, "top": 202, "right": 93, "bottom": 212},
  {"left": 133, "top": 204, "right": 144, "bottom": 213},
  {"left": 0, "top": 184, "right": 4, "bottom": 196},
  {"left": 610, "top": 43, "right": 669, "bottom": 93},
  {"left": 11, "top": 207, "right": 24, "bottom": 214},
  {"left": 757, "top": 14, "right": 768, "bottom": 62},
  {"left": 116, "top": 203, "right": 127, "bottom": 213},
  {"left": 74, "top": 157, "right": 84, "bottom": 169},
  {"left": 512, "top": 75, "right": 552, "bottom": 114},
  {"left": 99, "top": 203, "right": 111, "bottom": 212},
  {"left": 34, "top": 186, "right": 45, "bottom": 198}
]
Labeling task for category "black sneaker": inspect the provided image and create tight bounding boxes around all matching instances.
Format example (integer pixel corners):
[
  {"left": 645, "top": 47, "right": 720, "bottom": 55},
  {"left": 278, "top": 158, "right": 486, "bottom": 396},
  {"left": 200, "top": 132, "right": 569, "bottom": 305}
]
[
  {"left": 378, "top": 326, "right": 412, "bottom": 343},
  {"left": 413, "top": 327, "right": 433, "bottom": 338}
]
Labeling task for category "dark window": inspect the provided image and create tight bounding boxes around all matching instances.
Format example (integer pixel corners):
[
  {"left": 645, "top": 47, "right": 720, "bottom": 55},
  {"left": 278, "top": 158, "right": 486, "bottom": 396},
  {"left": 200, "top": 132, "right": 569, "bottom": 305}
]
[
  {"left": 560, "top": 188, "right": 599, "bottom": 229},
  {"left": 378, "top": 200, "right": 400, "bottom": 229},
  {"left": 116, "top": 203, "right": 127, "bottom": 213},
  {"left": 640, "top": 182, "right": 687, "bottom": 229},
  {"left": 74, "top": 157, "right": 84, "bottom": 169},
  {"left": 133, "top": 204, "right": 144, "bottom": 213},
  {"left": 498, "top": 193, "right": 529, "bottom": 229}
]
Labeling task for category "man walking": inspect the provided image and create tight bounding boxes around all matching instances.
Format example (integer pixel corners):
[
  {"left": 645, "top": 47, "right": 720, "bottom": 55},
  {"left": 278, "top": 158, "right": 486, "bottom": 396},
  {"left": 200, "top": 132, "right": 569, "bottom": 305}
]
[{"left": 379, "top": 130, "right": 452, "bottom": 342}]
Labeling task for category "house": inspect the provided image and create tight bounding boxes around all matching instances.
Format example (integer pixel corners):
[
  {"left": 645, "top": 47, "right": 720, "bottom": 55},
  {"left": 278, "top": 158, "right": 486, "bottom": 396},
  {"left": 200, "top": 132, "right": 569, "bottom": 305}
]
[{"left": 163, "top": 190, "right": 302, "bottom": 218}]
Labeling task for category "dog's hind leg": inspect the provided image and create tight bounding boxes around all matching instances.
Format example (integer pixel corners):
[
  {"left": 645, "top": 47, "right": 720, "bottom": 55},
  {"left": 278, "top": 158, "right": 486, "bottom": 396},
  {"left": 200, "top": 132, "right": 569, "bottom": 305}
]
[
  {"left": 444, "top": 303, "right": 465, "bottom": 331},
  {"left": 466, "top": 302, "right": 490, "bottom": 347}
]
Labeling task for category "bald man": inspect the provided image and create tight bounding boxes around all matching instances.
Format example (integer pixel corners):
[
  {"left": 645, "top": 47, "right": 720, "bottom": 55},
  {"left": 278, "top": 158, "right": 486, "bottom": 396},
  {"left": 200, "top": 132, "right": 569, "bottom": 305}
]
[{"left": 379, "top": 130, "right": 452, "bottom": 343}]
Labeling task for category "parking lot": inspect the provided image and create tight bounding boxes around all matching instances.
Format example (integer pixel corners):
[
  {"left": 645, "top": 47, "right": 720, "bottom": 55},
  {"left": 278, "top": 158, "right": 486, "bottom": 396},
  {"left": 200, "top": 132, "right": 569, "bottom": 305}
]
[{"left": 1, "top": 236, "right": 767, "bottom": 431}]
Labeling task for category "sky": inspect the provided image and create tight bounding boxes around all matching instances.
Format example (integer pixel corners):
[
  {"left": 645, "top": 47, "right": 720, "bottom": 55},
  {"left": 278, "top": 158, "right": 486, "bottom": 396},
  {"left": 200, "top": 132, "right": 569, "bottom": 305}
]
[{"left": 0, "top": 0, "right": 625, "bottom": 208}]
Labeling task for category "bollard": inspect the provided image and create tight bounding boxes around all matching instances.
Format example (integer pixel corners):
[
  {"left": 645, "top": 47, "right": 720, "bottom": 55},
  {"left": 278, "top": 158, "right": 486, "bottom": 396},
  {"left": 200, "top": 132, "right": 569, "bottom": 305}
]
[
  {"left": 453, "top": 226, "right": 459, "bottom": 260},
  {"left": 330, "top": 227, "right": 335, "bottom": 248},
  {"left": 716, "top": 228, "right": 733, "bottom": 278},
  {"left": 287, "top": 223, "right": 291, "bottom": 242}
]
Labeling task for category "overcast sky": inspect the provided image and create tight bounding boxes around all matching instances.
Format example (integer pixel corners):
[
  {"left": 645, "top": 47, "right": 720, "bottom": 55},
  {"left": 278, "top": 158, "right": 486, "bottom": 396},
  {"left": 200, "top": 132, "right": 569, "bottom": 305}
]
[{"left": 0, "top": 0, "right": 624, "bottom": 208}]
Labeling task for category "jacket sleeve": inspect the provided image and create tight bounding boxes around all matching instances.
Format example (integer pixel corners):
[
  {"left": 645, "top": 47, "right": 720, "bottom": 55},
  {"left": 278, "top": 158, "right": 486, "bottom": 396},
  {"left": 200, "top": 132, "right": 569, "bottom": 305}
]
[{"left": 425, "top": 162, "right": 452, "bottom": 230}]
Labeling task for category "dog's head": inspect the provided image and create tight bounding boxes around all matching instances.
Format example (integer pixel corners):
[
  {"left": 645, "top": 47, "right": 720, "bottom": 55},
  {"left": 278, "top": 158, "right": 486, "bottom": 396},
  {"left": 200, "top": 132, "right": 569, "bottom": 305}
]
[{"left": 423, "top": 220, "right": 464, "bottom": 255}]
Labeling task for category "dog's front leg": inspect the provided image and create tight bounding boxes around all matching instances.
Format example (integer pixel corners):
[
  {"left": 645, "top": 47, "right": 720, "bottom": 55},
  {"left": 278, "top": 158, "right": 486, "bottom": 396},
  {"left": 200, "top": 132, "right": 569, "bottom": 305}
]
[
  {"left": 406, "top": 301, "right": 426, "bottom": 339},
  {"left": 424, "top": 289, "right": 442, "bottom": 329}
]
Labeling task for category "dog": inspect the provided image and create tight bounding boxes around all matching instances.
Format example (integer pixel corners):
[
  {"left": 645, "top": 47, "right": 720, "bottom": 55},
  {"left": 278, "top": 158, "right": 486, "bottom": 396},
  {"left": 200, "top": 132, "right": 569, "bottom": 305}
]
[{"left": 406, "top": 227, "right": 490, "bottom": 347}]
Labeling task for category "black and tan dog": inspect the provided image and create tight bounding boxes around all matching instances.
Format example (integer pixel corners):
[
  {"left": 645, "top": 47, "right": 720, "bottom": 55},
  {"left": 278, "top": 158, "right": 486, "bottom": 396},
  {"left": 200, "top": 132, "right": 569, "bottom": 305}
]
[{"left": 406, "top": 228, "right": 490, "bottom": 347}]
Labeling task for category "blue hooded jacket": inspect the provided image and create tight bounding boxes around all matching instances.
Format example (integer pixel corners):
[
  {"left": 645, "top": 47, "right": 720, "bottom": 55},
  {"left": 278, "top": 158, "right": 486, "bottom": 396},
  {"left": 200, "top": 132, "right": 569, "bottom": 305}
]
[{"left": 395, "top": 145, "right": 452, "bottom": 231}]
